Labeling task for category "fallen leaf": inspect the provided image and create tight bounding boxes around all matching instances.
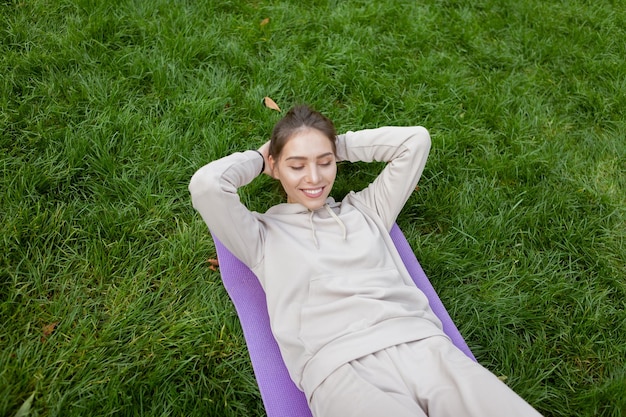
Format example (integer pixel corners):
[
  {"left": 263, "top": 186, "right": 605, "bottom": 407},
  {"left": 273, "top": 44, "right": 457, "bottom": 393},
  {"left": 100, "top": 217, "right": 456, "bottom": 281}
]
[
  {"left": 42, "top": 322, "right": 58, "bottom": 337},
  {"left": 414, "top": 186, "right": 420, "bottom": 192},
  {"left": 208, "top": 258, "right": 219, "bottom": 271},
  {"left": 41, "top": 322, "right": 59, "bottom": 342},
  {"left": 497, "top": 375, "right": 508, "bottom": 382},
  {"left": 262, "top": 96, "right": 281, "bottom": 112},
  {"left": 260, "top": 17, "right": 270, "bottom": 27},
  {"left": 14, "top": 392, "right": 35, "bottom": 417}
]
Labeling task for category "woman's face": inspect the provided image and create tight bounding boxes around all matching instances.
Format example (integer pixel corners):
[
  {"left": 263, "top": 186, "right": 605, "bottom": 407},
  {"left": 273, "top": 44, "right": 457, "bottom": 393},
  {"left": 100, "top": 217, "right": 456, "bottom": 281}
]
[{"left": 269, "top": 128, "right": 337, "bottom": 211}]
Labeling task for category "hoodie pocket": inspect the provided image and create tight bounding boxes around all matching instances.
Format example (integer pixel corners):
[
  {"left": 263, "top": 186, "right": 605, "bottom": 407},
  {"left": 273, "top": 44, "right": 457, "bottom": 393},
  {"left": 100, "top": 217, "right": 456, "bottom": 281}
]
[{"left": 298, "top": 267, "right": 416, "bottom": 353}]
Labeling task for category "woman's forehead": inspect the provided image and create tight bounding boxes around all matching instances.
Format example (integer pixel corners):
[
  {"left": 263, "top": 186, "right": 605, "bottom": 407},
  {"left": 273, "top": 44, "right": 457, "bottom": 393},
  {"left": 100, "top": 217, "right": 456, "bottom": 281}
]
[{"left": 281, "top": 129, "right": 335, "bottom": 158}]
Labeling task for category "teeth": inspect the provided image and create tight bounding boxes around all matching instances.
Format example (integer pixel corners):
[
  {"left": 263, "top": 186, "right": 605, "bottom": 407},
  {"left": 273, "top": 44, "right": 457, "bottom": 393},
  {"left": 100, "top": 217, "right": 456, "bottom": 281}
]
[{"left": 303, "top": 188, "right": 322, "bottom": 195}]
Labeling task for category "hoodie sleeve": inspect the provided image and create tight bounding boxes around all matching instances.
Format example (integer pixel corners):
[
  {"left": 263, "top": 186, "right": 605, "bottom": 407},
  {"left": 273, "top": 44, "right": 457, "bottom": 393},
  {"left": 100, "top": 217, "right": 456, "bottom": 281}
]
[
  {"left": 189, "top": 150, "right": 265, "bottom": 269},
  {"left": 335, "top": 126, "right": 431, "bottom": 230}
]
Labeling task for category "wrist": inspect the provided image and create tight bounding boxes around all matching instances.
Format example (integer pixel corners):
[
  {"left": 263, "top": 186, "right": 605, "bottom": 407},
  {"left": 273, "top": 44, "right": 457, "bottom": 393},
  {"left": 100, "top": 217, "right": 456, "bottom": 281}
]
[{"left": 252, "top": 150, "right": 265, "bottom": 175}]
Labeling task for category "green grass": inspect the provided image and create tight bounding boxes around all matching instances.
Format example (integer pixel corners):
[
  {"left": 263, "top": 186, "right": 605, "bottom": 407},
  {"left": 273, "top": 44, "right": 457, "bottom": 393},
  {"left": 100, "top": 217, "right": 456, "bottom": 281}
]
[{"left": 1, "top": 0, "right": 624, "bottom": 416}]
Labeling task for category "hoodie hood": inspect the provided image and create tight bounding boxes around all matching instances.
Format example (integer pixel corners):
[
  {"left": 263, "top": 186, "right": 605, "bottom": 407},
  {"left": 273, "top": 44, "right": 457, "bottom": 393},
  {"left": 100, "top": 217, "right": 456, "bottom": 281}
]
[
  {"left": 265, "top": 197, "right": 339, "bottom": 215},
  {"left": 266, "top": 197, "right": 346, "bottom": 248}
]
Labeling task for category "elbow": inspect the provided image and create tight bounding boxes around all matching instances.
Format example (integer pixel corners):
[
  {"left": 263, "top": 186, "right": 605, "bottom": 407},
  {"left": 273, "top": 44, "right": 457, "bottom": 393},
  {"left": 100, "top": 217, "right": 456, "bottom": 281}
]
[
  {"left": 407, "top": 126, "right": 431, "bottom": 153},
  {"left": 189, "top": 165, "right": 221, "bottom": 202}
]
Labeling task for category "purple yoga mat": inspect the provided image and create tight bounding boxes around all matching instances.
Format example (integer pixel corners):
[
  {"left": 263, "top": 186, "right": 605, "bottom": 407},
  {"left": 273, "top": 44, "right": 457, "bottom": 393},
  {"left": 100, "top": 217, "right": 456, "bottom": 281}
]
[{"left": 213, "top": 223, "right": 475, "bottom": 417}]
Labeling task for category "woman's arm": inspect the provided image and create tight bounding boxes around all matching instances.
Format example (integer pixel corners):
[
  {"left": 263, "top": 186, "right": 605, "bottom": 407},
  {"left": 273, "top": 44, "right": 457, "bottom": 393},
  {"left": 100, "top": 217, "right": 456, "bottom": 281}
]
[
  {"left": 335, "top": 126, "right": 431, "bottom": 229},
  {"left": 189, "top": 150, "right": 266, "bottom": 269}
]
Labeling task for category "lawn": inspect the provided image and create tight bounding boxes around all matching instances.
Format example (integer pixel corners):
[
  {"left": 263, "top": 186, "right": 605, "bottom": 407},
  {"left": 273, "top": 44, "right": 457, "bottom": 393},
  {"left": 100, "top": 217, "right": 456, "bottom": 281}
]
[{"left": 1, "top": 0, "right": 625, "bottom": 416}]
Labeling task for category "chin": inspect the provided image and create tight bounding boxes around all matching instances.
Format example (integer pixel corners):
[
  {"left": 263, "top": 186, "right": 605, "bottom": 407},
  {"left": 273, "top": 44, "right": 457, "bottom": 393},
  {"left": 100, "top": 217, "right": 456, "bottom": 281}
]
[{"left": 300, "top": 199, "right": 324, "bottom": 210}]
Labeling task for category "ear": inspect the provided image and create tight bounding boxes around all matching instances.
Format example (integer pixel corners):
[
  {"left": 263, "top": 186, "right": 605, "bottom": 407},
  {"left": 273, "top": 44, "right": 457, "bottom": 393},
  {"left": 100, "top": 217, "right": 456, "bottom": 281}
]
[{"left": 268, "top": 155, "right": 279, "bottom": 179}]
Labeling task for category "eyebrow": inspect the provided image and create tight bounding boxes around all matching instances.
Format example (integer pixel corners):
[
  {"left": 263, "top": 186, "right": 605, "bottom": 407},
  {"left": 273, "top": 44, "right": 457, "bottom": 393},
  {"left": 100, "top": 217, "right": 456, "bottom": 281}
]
[{"left": 285, "top": 152, "right": 334, "bottom": 161}]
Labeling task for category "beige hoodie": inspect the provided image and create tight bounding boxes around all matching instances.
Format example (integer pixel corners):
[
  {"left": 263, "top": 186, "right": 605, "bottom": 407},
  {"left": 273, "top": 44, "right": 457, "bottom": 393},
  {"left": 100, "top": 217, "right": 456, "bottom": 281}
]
[{"left": 189, "top": 126, "right": 446, "bottom": 400}]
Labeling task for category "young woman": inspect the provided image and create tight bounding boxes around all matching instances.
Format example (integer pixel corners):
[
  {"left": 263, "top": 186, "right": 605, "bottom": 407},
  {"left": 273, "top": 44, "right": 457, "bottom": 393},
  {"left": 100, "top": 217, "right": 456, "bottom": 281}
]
[{"left": 189, "top": 105, "right": 542, "bottom": 417}]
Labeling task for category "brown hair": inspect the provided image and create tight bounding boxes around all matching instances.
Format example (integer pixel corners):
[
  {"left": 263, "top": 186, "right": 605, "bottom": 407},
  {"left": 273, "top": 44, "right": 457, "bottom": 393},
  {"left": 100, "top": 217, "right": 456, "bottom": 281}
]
[{"left": 269, "top": 105, "right": 337, "bottom": 159}]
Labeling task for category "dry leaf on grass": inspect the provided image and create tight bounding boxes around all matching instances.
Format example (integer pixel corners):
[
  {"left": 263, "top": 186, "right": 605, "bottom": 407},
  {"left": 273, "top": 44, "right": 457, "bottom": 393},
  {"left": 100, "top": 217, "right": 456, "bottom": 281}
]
[
  {"left": 260, "top": 17, "right": 270, "bottom": 26},
  {"left": 14, "top": 392, "right": 35, "bottom": 417},
  {"left": 262, "top": 96, "right": 281, "bottom": 112},
  {"left": 41, "top": 322, "right": 59, "bottom": 342},
  {"left": 208, "top": 258, "right": 219, "bottom": 271}
]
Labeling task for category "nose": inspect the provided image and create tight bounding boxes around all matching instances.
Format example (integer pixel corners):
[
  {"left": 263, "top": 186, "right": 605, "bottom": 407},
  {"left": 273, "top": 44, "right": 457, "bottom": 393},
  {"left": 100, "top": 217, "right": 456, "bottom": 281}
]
[{"left": 307, "top": 165, "right": 320, "bottom": 183}]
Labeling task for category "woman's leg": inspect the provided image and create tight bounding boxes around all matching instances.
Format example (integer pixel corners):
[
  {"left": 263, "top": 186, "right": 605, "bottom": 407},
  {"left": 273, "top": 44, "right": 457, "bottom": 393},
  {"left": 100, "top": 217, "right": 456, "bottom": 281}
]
[
  {"left": 309, "top": 336, "right": 542, "bottom": 417},
  {"left": 309, "top": 359, "right": 427, "bottom": 417},
  {"left": 397, "top": 336, "right": 543, "bottom": 417}
]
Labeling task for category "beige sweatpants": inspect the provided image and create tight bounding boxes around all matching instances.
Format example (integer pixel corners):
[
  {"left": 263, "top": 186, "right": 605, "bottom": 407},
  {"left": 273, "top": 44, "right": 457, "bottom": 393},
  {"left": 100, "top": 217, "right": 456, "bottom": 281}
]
[{"left": 309, "top": 336, "right": 543, "bottom": 417}]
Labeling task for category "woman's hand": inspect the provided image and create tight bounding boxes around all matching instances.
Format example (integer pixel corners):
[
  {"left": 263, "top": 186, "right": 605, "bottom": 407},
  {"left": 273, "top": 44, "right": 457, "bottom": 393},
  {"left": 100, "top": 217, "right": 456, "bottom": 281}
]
[{"left": 257, "top": 140, "right": 273, "bottom": 176}]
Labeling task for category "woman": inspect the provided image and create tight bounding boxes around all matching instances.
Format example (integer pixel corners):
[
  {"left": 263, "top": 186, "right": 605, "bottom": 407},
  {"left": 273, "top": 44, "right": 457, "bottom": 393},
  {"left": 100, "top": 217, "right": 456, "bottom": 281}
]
[{"left": 189, "top": 105, "right": 542, "bottom": 417}]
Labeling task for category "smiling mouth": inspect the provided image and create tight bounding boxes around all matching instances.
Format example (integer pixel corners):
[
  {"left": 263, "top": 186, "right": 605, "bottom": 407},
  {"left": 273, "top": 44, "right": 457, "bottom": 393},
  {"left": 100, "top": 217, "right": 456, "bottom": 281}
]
[{"left": 301, "top": 187, "right": 324, "bottom": 198}]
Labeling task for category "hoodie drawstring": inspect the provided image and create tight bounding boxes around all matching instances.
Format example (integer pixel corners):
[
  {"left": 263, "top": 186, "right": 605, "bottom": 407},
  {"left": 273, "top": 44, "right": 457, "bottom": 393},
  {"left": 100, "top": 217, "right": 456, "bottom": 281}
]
[
  {"left": 308, "top": 210, "right": 319, "bottom": 249},
  {"left": 324, "top": 204, "right": 347, "bottom": 241},
  {"left": 308, "top": 204, "right": 348, "bottom": 248}
]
